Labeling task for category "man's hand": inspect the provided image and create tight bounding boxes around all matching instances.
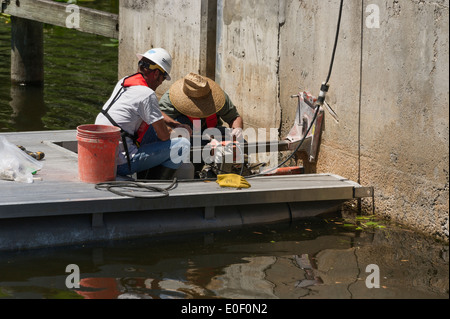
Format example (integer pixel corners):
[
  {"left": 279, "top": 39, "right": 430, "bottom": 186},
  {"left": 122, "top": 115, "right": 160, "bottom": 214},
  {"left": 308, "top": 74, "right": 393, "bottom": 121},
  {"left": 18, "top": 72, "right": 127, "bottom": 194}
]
[
  {"left": 176, "top": 123, "right": 193, "bottom": 136},
  {"left": 162, "top": 111, "right": 193, "bottom": 136},
  {"left": 231, "top": 127, "right": 243, "bottom": 141},
  {"left": 168, "top": 122, "right": 192, "bottom": 137}
]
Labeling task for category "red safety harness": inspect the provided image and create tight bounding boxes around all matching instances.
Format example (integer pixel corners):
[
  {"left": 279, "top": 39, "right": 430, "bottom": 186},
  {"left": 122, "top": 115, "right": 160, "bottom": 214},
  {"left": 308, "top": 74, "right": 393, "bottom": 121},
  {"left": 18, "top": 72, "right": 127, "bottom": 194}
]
[
  {"left": 103, "top": 73, "right": 221, "bottom": 169},
  {"left": 123, "top": 73, "right": 148, "bottom": 88},
  {"left": 137, "top": 101, "right": 220, "bottom": 144},
  {"left": 187, "top": 114, "right": 218, "bottom": 129},
  {"left": 101, "top": 73, "right": 149, "bottom": 169}
]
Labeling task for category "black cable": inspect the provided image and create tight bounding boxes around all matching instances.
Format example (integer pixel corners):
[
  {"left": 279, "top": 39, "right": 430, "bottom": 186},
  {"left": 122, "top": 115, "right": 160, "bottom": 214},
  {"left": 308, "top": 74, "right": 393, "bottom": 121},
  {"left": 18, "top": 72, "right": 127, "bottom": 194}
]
[
  {"left": 95, "top": 0, "right": 346, "bottom": 195},
  {"left": 247, "top": 105, "right": 320, "bottom": 179},
  {"left": 326, "top": 0, "right": 344, "bottom": 84},
  {"left": 248, "top": 0, "right": 344, "bottom": 179},
  {"left": 95, "top": 179, "right": 178, "bottom": 198},
  {"left": 357, "top": 0, "right": 365, "bottom": 214},
  {"left": 358, "top": 0, "right": 364, "bottom": 185}
]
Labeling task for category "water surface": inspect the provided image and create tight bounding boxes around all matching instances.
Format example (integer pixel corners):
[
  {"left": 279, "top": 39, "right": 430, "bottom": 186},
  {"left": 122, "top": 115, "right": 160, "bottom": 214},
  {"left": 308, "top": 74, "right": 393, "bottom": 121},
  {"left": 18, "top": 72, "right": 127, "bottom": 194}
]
[
  {"left": 0, "top": 214, "right": 448, "bottom": 299},
  {"left": 0, "top": 0, "right": 118, "bottom": 132}
]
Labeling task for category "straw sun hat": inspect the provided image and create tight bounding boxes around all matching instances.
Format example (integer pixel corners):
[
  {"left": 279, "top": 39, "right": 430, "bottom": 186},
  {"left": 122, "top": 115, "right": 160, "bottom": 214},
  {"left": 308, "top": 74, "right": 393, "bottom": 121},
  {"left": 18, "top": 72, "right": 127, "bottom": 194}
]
[{"left": 169, "top": 73, "right": 226, "bottom": 118}]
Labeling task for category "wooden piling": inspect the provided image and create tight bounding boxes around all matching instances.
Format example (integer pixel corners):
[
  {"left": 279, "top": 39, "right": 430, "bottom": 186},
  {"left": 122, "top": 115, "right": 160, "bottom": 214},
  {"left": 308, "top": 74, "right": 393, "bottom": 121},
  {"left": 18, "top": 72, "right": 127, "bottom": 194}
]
[{"left": 10, "top": 16, "right": 44, "bottom": 86}]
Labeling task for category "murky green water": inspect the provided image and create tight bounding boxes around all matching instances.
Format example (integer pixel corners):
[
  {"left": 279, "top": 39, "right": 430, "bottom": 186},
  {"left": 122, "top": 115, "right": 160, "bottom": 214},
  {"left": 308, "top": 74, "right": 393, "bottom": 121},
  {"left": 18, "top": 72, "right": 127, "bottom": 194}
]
[
  {"left": 0, "top": 1, "right": 448, "bottom": 301},
  {"left": 0, "top": 0, "right": 118, "bottom": 132}
]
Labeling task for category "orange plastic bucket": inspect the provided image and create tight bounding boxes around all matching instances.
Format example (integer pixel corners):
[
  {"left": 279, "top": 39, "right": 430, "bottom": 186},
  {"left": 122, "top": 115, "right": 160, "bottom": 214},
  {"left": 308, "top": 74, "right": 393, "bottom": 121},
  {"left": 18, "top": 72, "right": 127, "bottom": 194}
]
[{"left": 77, "top": 124, "right": 121, "bottom": 183}]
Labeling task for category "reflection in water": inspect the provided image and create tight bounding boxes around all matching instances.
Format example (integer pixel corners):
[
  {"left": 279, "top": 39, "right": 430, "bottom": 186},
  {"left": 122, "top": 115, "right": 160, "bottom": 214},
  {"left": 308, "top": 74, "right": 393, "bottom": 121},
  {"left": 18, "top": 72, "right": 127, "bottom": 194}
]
[
  {"left": 9, "top": 84, "right": 46, "bottom": 131},
  {"left": 0, "top": 216, "right": 448, "bottom": 299},
  {"left": 208, "top": 256, "right": 279, "bottom": 299}
]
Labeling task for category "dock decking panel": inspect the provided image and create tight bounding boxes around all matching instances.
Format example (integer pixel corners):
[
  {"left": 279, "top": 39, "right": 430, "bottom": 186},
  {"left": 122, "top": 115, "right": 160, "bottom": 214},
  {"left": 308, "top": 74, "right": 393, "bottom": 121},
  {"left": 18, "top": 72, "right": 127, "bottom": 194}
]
[
  {"left": 0, "top": 174, "right": 356, "bottom": 219},
  {"left": 1, "top": 130, "right": 363, "bottom": 220}
]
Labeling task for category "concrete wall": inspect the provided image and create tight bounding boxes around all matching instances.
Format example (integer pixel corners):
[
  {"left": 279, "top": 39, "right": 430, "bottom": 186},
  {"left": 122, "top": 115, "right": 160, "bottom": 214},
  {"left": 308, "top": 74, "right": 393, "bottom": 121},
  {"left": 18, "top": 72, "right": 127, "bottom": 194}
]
[
  {"left": 118, "top": 0, "right": 449, "bottom": 241},
  {"left": 215, "top": 0, "right": 281, "bottom": 130},
  {"left": 119, "top": 0, "right": 216, "bottom": 97},
  {"left": 279, "top": 0, "right": 448, "bottom": 241}
]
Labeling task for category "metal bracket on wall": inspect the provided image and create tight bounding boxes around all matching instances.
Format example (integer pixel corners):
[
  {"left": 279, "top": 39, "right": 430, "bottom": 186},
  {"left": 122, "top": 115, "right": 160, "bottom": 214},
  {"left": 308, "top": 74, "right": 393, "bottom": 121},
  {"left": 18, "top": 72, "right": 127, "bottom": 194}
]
[
  {"left": 354, "top": 186, "right": 374, "bottom": 199},
  {"left": 354, "top": 186, "right": 376, "bottom": 215}
]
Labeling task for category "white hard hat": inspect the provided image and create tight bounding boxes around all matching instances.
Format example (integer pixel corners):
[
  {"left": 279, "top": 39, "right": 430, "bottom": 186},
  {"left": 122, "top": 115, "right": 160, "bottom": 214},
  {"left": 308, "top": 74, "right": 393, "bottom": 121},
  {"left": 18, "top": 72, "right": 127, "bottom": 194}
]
[{"left": 137, "top": 48, "right": 173, "bottom": 80}]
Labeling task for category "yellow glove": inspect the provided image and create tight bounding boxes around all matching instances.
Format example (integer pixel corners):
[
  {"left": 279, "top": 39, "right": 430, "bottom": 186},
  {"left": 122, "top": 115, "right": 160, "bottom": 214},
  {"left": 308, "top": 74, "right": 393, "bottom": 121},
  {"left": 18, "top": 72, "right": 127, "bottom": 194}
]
[{"left": 216, "top": 174, "right": 251, "bottom": 189}]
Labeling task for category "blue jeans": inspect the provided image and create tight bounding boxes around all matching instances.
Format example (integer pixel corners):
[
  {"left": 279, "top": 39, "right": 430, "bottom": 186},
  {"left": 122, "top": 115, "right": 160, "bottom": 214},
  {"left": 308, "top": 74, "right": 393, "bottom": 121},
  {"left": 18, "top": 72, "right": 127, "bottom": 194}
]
[{"left": 117, "top": 127, "right": 190, "bottom": 176}]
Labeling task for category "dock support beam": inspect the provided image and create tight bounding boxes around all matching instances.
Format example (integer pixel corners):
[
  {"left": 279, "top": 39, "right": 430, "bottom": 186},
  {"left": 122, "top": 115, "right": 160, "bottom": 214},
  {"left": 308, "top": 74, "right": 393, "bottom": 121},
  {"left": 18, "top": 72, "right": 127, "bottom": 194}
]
[
  {"left": 204, "top": 206, "right": 215, "bottom": 220},
  {"left": 92, "top": 213, "right": 104, "bottom": 229},
  {"left": 11, "top": 16, "right": 44, "bottom": 86}
]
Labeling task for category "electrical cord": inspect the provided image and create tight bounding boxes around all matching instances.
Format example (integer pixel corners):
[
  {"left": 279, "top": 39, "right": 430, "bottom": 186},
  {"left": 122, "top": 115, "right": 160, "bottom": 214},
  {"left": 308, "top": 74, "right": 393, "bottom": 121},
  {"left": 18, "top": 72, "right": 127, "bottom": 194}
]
[
  {"left": 247, "top": 105, "right": 321, "bottom": 178},
  {"left": 95, "top": 0, "right": 345, "bottom": 197},
  {"left": 248, "top": 0, "right": 344, "bottom": 179},
  {"left": 326, "top": 0, "right": 344, "bottom": 85},
  {"left": 95, "top": 179, "right": 178, "bottom": 198}
]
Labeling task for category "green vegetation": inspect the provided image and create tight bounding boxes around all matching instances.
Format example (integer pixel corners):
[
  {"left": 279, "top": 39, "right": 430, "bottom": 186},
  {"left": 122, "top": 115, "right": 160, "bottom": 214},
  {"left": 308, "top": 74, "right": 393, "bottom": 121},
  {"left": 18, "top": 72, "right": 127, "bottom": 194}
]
[
  {"left": 102, "top": 38, "right": 119, "bottom": 47},
  {"left": 342, "top": 215, "right": 387, "bottom": 231},
  {"left": 0, "top": 13, "right": 11, "bottom": 24}
]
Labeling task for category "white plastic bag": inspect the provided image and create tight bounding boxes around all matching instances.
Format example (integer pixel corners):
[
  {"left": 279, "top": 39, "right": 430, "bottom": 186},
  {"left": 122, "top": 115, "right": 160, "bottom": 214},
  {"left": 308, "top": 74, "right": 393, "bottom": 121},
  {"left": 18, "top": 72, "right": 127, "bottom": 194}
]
[{"left": 0, "top": 136, "right": 44, "bottom": 183}]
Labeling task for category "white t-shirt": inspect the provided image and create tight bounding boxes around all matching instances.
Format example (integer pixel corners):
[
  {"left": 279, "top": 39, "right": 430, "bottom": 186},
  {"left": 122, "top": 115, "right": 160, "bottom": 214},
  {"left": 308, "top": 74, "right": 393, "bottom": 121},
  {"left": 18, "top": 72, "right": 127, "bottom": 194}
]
[{"left": 95, "top": 77, "right": 164, "bottom": 165}]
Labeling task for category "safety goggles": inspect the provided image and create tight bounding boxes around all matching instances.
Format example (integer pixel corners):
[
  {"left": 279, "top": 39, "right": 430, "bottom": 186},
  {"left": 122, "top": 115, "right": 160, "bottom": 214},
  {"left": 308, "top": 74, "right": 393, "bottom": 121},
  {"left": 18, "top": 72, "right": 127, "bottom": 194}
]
[{"left": 140, "top": 60, "right": 169, "bottom": 80}]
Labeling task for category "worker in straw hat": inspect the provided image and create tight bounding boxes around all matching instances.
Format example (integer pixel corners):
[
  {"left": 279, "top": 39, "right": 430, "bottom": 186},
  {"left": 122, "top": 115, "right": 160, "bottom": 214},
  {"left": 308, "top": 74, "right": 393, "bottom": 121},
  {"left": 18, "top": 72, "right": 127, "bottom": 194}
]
[
  {"left": 137, "top": 72, "right": 244, "bottom": 180},
  {"left": 134, "top": 72, "right": 250, "bottom": 185},
  {"left": 156, "top": 73, "right": 245, "bottom": 179},
  {"left": 95, "top": 48, "right": 190, "bottom": 180},
  {"left": 158, "top": 72, "right": 244, "bottom": 142}
]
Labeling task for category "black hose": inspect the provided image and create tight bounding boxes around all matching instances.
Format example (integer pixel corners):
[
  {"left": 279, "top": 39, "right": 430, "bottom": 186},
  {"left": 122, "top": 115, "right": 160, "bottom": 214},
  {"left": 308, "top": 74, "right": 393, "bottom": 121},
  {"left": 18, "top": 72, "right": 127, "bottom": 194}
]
[
  {"left": 326, "top": 0, "right": 344, "bottom": 84},
  {"left": 95, "top": 179, "right": 178, "bottom": 198},
  {"left": 95, "top": 0, "right": 346, "bottom": 195},
  {"left": 248, "top": 0, "right": 344, "bottom": 178}
]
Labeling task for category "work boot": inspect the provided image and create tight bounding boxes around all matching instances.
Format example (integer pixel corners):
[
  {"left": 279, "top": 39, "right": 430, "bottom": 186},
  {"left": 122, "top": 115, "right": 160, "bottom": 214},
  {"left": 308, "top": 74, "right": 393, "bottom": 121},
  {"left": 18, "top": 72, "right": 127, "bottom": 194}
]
[
  {"left": 137, "top": 165, "right": 162, "bottom": 180},
  {"left": 158, "top": 166, "right": 177, "bottom": 181},
  {"left": 137, "top": 165, "right": 176, "bottom": 180}
]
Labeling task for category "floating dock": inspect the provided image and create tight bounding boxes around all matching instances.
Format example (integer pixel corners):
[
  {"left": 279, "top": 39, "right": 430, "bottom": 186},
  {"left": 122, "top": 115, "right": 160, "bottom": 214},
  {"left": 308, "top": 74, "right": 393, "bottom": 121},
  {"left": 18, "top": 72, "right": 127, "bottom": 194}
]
[{"left": 0, "top": 130, "right": 372, "bottom": 251}]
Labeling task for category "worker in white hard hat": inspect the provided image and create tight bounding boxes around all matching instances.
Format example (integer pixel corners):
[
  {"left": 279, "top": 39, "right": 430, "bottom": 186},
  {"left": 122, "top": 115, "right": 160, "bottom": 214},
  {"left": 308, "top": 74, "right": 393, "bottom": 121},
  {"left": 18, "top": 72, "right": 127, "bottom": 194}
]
[
  {"left": 136, "top": 48, "right": 173, "bottom": 82},
  {"left": 95, "top": 48, "right": 191, "bottom": 180}
]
